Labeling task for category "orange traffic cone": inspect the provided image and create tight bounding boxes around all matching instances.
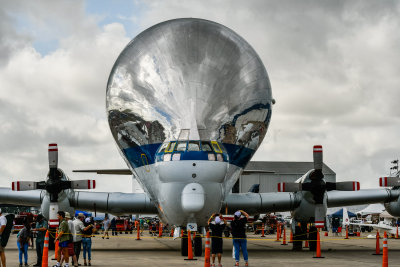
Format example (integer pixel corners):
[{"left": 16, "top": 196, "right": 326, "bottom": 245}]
[
  {"left": 261, "top": 223, "right": 265, "bottom": 237},
  {"left": 289, "top": 229, "right": 293, "bottom": 243},
  {"left": 204, "top": 231, "right": 211, "bottom": 267},
  {"left": 382, "top": 232, "right": 388, "bottom": 267},
  {"left": 281, "top": 226, "right": 287, "bottom": 246},
  {"left": 345, "top": 225, "right": 349, "bottom": 239},
  {"left": 396, "top": 225, "right": 399, "bottom": 239},
  {"left": 136, "top": 224, "right": 141, "bottom": 240},
  {"left": 373, "top": 231, "right": 381, "bottom": 255},
  {"left": 313, "top": 230, "right": 324, "bottom": 258},
  {"left": 158, "top": 223, "right": 163, "bottom": 238},
  {"left": 184, "top": 230, "right": 197, "bottom": 261},
  {"left": 275, "top": 225, "right": 280, "bottom": 242},
  {"left": 41, "top": 230, "right": 49, "bottom": 267},
  {"left": 53, "top": 232, "right": 59, "bottom": 260}
]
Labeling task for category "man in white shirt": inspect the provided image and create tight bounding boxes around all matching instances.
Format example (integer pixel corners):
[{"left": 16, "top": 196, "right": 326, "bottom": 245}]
[
  {"left": 73, "top": 213, "right": 85, "bottom": 265},
  {"left": 0, "top": 208, "right": 7, "bottom": 267}
]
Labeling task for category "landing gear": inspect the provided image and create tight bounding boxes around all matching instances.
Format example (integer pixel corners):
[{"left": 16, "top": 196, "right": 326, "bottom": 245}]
[
  {"left": 308, "top": 226, "right": 317, "bottom": 251},
  {"left": 194, "top": 234, "right": 202, "bottom": 257},
  {"left": 292, "top": 222, "right": 308, "bottom": 251}
]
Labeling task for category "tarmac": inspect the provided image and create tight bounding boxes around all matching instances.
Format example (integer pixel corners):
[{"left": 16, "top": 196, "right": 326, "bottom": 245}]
[{"left": 3, "top": 231, "right": 400, "bottom": 267}]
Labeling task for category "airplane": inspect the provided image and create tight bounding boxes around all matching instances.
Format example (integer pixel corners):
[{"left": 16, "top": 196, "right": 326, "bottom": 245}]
[{"left": 2, "top": 18, "right": 400, "bottom": 256}]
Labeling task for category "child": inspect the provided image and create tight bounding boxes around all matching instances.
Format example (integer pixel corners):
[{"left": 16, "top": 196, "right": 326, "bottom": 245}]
[{"left": 17, "top": 221, "right": 31, "bottom": 267}]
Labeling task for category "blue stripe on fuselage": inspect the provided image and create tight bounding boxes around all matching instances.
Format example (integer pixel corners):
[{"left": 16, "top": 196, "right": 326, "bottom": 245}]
[{"left": 122, "top": 143, "right": 255, "bottom": 169}]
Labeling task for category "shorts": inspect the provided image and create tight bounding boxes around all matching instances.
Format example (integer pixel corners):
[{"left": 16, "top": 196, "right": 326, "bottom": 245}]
[
  {"left": 59, "top": 241, "right": 69, "bottom": 248},
  {"left": 0, "top": 246, "right": 4, "bottom": 252},
  {"left": 68, "top": 242, "right": 75, "bottom": 255},
  {"left": 211, "top": 237, "right": 223, "bottom": 254}
]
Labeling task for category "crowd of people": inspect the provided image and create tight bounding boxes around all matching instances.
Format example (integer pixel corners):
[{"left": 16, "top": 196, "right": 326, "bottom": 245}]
[{"left": 0, "top": 208, "right": 252, "bottom": 267}]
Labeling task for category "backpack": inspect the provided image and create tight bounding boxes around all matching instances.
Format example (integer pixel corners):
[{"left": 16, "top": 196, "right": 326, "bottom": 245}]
[{"left": 0, "top": 214, "right": 15, "bottom": 247}]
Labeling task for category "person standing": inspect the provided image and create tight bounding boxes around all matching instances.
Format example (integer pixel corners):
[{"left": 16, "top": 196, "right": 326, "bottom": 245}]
[
  {"left": 102, "top": 216, "right": 110, "bottom": 239},
  {"left": 207, "top": 213, "right": 226, "bottom": 267},
  {"left": 33, "top": 214, "right": 47, "bottom": 267},
  {"left": 73, "top": 213, "right": 85, "bottom": 265},
  {"left": 53, "top": 211, "right": 71, "bottom": 267},
  {"left": 231, "top": 210, "right": 249, "bottom": 267},
  {"left": 0, "top": 208, "right": 7, "bottom": 267},
  {"left": 110, "top": 217, "right": 117, "bottom": 236},
  {"left": 64, "top": 213, "right": 78, "bottom": 267},
  {"left": 82, "top": 218, "right": 94, "bottom": 266},
  {"left": 17, "top": 221, "right": 31, "bottom": 267}
]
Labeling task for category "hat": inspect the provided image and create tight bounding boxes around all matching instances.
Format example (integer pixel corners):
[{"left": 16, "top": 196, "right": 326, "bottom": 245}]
[
  {"left": 78, "top": 213, "right": 84, "bottom": 218},
  {"left": 85, "top": 217, "right": 91, "bottom": 223},
  {"left": 234, "top": 211, "right": 241, "bottom": 217},
  {"left": 65, "top": 212, "right": 71, "bottom": 219},
  {"left": 215, "top": 216, "right": 221, "bottom": 224}
]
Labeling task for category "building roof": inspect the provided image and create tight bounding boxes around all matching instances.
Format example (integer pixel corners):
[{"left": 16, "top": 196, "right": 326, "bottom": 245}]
[{"left": 243, "top": 161, "right": 335, "bottom": 175}]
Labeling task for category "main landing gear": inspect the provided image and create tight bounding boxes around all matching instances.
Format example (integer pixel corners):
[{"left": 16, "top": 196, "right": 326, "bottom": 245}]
[{"left": 180, "top": 231, "right": 202, "bottom": 257}]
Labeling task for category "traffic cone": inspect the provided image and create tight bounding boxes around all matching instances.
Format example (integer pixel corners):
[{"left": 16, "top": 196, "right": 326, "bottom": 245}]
[
  {"left": 345, "top": 225, "right": 349, "bottom": 239},
  {"left": 396, "top": 225, "right": 399, "bottom": 239},
  {"left": 382, "top": 232, "right": 388, "bottom": 267},
  {"left": 204, "top": 231, "right": 211, "bottom": 267},
  {"left": 261, "top": 223, "right": 265, "bottom": 237},
  {"left": 53, "top": 232, "right": 59, "bottom": 260},
  {"left": 373, "top": 231, "right": 381, "bottom": 255},
  {"left": 158, "top": 223, "right": 163, "bottom": 238},
  {"left": 42, "top": 230, "right": 49, "bottom": 267},
  {"left": 281, "top": 226, "right": 287, "bottom": 246},
  {"left": 275, "top": 224, "right": 280, "bottom": 241},
  {"left": 136, "top": 224, "right": 141, "bottom": 240},
  {"left": 289, "top": 229, "right": 293, "bottom": 243},
  {"left": 184, "top": 230, "right": 197, "bottom": 261},
  {"left": 313, "top": 230, "right": 324, "bottom": 258}
]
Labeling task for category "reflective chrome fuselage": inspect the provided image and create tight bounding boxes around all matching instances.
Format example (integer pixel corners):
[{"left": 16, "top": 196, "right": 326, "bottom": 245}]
[{"left": 106, "top": 18, "right": 273, "bottom": 226}]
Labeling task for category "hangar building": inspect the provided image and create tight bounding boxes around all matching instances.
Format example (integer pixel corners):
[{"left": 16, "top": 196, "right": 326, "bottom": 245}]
[{"left": 234, "top": 161, "right": 336, "bottom": 193}]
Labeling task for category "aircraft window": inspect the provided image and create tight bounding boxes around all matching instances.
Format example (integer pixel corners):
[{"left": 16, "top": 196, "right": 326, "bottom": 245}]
[
  {"left": 211, "top": 141, "right": 222, "bottom": 153},
  {"left": 175, "top": 141, "right": 187, "bottom": 152},
  {"left": 158, "top": 143, "right": 169, "bottom": 153},
  {"left": 165, "top": 142, "right": 176, "bottom": 153},
  {"left": 188, "top": 141, "right": 200, "bottom": 151},
  {"left": 201, "top": 141, "right": 213, "bottom": 152}
]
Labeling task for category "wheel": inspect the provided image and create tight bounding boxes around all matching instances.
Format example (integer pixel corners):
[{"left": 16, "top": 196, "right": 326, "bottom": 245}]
[
  {"left": 194, "top": 234, "right": 202, "bottom": 257},
  {"left": 181, "top": 233, "right": 188, "bottom": 256},
  {"left": 292, "top": 225, "right": 303, "bottom": 251},
  {"left": 308, "top": 226, "right": 317, "bottom": 252}
]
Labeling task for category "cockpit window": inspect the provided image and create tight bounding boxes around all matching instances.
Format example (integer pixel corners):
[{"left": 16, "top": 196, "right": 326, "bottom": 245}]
[
  {"left": 175, "top": 141, "right": 187, "bottom": 152},
  {"left": 201, "top": 141, "right": 213, "bottom": 152},
  {"left": 165, "top": 142, "right": 176, "bottom": 153},
  {"left": 211, "top": 141, "right": 222, "bottom": 153},
  {"left": 158, "top": 142, "right": 169, "bottom": 153},
  {"left": 188, "top": 141, "right": 200, "bottom": 151}
]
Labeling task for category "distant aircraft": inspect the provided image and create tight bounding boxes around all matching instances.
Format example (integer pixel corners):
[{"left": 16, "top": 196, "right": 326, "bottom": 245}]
[{"left": 2, "top": 18, "right": 400, "bottom": 256}]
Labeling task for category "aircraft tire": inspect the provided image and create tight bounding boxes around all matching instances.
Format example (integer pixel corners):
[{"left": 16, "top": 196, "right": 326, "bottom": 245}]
[
  {"left": 194, "top": 234, "right": 202, "bottom": 256},
  {"left": 292, "top": 225, "right": 303, "bottom": 251},
  {"left": 181, "top": 233, "right": 188, "bottom": 256}
]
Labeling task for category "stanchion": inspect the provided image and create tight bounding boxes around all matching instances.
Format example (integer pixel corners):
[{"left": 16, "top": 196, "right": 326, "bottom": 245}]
[
  {"left": 136, "top": 224, "right": 141, "bottom": 240},
  {"left": 184, "top": 230, "right": 197, "bottom": 261},
  {"left": 261, "top": 223, "right": 265, "bottom": 237},
  {"left": 345, "top": 225, "right": 349, "bottom": 239},
  {"left": 289, "top": 229, "right": 293, "bottom": 243},
  {"left": 382, "top": 232, "right": 388, "bottom": 267},
  {"left": 275, "top": 224, "right": 280, "bottom": 242},
  {"left": 396, "top": 225, "right": 399, "bottom": 239},
  {"left": 204, "top": 231, "right": 211, "bottom": 267},
  {"left": 281, "top": 226, "right": 287, "bottom": 246},
  {"left": 373, "top": 231, "right": 381, "bottom": 255},
  {"left": 42, "top": 230, "right": 49, "bottom": 267},
  {"left": 158, "top": 222, "right": 163, "bottom": 238},
  {"left": 313, "top": 230, "right": 324, "bottom": 258}
]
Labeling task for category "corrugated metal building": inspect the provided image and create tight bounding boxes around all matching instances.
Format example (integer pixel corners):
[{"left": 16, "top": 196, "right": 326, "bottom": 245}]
[{"left": 236, "top": 161, "right": 336, "bottom": 193}]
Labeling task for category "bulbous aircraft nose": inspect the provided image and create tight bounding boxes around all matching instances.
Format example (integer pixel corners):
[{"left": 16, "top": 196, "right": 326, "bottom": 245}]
[{"left": 181, "top": 183, "right": 205, "bottom": 213}]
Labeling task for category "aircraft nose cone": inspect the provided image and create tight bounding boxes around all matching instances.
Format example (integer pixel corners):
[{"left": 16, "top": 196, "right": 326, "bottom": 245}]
[{"left": 181, "top": 183, "right": 205, "bottom": 213}]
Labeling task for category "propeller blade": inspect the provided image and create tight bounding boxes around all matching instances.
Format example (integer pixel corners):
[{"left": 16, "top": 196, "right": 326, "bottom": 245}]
[
  {"left": 11, "top": 181, "right": 38, "bottom": 191},
  {"left": 314, "top": 204, "right": 326, "bottom": 228},
  {"left": 48, "top": 143, "right": 58, "bottom": 169},
  {"left": 48, "top": 202, "right": 59, "bottom": 228},
  {"left": 277, "top": 182, "right": 302, "bottom": 192},
  {"left": 326, "top": 181, "right": 360, "bottom": 191},
  {"left": 379, "top": 177, "right": 400, "bottom": 187},
  {"left": 313, "top": 145, "right": 323, "bottom": 170},
  {"left": 70, "top": 180, "right": 96, "bottom": 189}
]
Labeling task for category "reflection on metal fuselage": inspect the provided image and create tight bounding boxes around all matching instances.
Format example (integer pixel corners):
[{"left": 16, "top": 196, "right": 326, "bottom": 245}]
[{"left": 106, "top": 18, "right": 273, "bottom": 227}]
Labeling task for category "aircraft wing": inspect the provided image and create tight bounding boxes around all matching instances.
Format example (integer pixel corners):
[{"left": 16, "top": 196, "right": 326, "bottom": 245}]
[
  {"left": 326, "top": 189, "right": 399, "bottom": 207},
  {"left": 0, "top": 187, "right": 43, "bottom": 206},
  {"left": 350, "top": 222, "right": 393, "bottom": 232},
  {"left": 72, "top": 169, "right": 132, "bottom": 175}
]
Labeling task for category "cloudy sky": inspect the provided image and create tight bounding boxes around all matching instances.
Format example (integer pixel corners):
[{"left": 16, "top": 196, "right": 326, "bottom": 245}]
[{"left": 0, "top": 0, "right": 399, "bottom": 193}]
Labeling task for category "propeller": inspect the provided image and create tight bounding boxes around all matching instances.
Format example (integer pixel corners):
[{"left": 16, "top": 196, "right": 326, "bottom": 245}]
[
  {"left": 11, "top": 143, "right": 96, "bottom": 227},
  {"left": 379, "top": 177, "right": 400, "bottom": 187},
  {"left": 277, "top": 145, "right": 360, "bottom": 228}
]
